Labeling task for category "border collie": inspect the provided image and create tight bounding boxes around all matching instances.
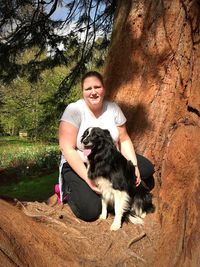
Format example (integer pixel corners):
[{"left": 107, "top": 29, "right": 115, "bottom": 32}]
[{"left": 81, "top": 127, "right": 155, "bottom": 231}]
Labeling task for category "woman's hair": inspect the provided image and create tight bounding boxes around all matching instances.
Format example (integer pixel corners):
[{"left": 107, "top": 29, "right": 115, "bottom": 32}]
[{"left": 81, "top": 71, "right": 104, "bottom": 89}]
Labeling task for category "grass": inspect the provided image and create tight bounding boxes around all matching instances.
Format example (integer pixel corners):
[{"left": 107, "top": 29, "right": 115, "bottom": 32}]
[
  {"left": 0, "top": 136, "right": 60, "bottom": 201},
  {"left": 0, "top": 136, "right": 60, "bottom": 170},
  {"left": 0, "top": 171, "right": 58, "bottom": 201}
]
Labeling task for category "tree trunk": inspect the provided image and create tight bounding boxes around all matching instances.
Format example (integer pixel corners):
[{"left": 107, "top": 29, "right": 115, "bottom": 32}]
[{"left": 104, "top": 0, "right": 200, "bottom": 266}]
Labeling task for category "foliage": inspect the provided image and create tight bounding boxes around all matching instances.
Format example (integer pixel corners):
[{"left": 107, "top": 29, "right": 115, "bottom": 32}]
[
  {"left": 0, "top": 0, "right": 112, "bottom": 140},
  {"left": 0, "top": 1, "right": 115, "bottom": 141},
  {"left": 0, "top": 0, "right": 116, "bottom": 95},
  {"left": 0, "top": 28, "right": 108, "bottom": 140},
  {"left": 0, "top": 46, "right": 77, "bottom": 139}
]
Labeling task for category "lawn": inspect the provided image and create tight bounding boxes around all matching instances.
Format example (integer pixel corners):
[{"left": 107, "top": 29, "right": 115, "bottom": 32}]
[
  {"left": 0, "top": 136, "right": 60, "bottom": 201},
  {"left": 0, "top": 171, "right": 58, "bottom": 201},
  {"left": 0, "top": 136, "right": 60, "bottom": 170}
]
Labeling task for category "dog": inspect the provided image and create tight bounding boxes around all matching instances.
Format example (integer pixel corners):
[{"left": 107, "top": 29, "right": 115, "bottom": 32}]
[{"left": 81, "top": 127, "right": 155, "bottom": 231}]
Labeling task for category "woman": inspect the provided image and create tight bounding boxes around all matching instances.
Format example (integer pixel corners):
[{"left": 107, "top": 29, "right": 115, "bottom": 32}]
[{"left": 59, "top": 71, "right": 154, "bottom": 221}]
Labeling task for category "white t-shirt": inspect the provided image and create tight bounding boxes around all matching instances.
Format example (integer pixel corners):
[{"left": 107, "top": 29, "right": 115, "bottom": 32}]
[{"left": 60, "top": 99, "right": 126, "bottom": 162}]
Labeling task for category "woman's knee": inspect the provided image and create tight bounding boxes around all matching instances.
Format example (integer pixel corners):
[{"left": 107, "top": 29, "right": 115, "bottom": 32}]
[
  {"left": 137, "top": 154, "right": 155, "bottom": 179},
  {"left": 142, "top": 175, "right": 155, "bottom": 191},
  {"left": 68, "top": 197, "right": 102, "bottom": 222}
]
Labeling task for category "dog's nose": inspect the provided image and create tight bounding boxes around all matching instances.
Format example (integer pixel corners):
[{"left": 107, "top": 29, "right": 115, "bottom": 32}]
[{"left": 83, "top": 139, "right": 89, "bottom": 145}]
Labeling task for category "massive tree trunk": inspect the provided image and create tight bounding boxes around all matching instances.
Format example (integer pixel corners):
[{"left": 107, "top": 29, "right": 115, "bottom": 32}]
[
  {"left": 105, "top": 0, "right": 200, "bottom": 266},
  {"left": 1, "top": 1, "right": 200, "bottom": 266}
]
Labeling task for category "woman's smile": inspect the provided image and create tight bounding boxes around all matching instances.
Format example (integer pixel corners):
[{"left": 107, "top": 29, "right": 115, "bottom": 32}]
[{"left": 82, "top": 76, "right": 105, "bottom": 109}]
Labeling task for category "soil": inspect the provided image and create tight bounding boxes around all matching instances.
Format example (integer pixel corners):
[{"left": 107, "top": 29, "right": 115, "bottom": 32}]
[
  {"left": 0, "top": 191, "right": 160, "bottom": 267},
  {"left": 1, "top": 1, "right": 200, "bottom": 265}
]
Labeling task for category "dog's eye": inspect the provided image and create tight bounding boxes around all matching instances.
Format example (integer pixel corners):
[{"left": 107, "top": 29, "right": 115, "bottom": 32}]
[
  {"left": 81, "top": 128, "right": 91, "bottom": 143},
  {"left": 84, "top": 129, "right": 89, "bottom": 136}
]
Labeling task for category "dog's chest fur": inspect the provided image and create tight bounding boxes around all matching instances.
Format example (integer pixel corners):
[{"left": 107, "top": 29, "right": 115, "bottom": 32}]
[{"left": 95, "top": 176, "right": 115, "bottom": 204}]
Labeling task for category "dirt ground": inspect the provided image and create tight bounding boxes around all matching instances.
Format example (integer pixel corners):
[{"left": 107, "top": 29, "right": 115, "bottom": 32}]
[{"left": 0, "top": 192, "right": 160, "bottom": 267}]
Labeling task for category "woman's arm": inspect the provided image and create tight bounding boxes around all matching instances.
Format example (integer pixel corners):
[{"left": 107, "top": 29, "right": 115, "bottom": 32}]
[
  {"left": 59, "top": 121, "right": 101, "bottom": 194},
  {"left": 117, "top": 124, "right": 141, "bottom": 186}
]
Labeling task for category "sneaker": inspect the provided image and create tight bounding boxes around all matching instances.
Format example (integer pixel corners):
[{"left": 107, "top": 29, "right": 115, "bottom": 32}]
[{"left": 54, "top": 184, "right": 61, "bottom": 204}]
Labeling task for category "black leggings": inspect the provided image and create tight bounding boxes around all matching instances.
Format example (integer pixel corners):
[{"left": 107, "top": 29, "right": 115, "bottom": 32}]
[{"left": 61, "top": 154, "right": 155, "bottom": 222}]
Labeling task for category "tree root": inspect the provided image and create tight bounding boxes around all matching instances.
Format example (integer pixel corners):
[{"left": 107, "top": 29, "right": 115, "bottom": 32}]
[
  {"left": 127, "top": 232, "right": 147, "bottom": 248},
  {"left": 115, "top": 232, "right": 147, "bottom": 265},
  {"left": 16, "top": 201, "right": 82, "bottom": 235},
  {"left": 127, "top": 249, "right": 147, "bottom": 264},
  {"left": 117, "top": 248, "right": 147, "bottom": 266},
  {"left": 0, "top": 246, "right": 22, "bottom": 266},
  {"left": 104, "top": 241, "right": 113, "bottom": 255}
]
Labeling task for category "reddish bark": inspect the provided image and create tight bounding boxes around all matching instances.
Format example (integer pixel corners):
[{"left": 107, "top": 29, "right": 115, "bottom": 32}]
[
  {"left": 1, "top": 1, "right": 200, "bottom": 266},
  {"left": 104, "top": 0, "right": 200, "bottom": 266}
]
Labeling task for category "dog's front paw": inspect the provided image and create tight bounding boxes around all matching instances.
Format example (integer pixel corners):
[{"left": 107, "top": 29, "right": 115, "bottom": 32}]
[
  {"left": 110, "top": 222, "right": 121, "bottom": 231},
  {"left": 99, "top": 213, "right": 107, "bottom": 220},
  {"left": 128, "top": 215, "right": 144, "bottom": 224}
]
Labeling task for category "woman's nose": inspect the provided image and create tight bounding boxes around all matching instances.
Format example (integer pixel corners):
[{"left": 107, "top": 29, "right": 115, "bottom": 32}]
[{"left": 91, "top": 88, "right": 96, "bottom": 94}]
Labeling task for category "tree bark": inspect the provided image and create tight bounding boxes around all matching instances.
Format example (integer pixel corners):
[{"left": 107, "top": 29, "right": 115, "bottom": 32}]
[{"left": 104, "top": 0, "right": 200, "bottom": 266}]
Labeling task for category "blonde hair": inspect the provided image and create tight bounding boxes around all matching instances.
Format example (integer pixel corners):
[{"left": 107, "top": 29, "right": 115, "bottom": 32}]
[{"left": 81, "top": 71, "right": 104, "bottom": 89}]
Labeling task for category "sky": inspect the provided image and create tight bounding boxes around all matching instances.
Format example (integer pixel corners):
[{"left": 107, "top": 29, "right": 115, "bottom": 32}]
[
  {"left": 45, "top": 0, "right": 69, "bottom": 21},
  {"left": 45, "top": 0, "right": 106, "bottom": 46},
  {"left": 46, "top": 0, "right": 104, "bottom": 21},
  {"left": 49, "top": 5, "right": 68, "bottom": 21}
]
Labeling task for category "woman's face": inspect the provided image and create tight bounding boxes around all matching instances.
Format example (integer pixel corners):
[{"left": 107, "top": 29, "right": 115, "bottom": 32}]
[{"left": 82, "top": 76, "right": 105, "bottom": 109}]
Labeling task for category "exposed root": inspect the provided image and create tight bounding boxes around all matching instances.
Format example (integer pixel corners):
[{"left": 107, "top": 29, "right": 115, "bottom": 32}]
[
  {"left": 127, "top": 232, "right": 147, "bottom": 248},
  {"left": 104, "top": 241, "right": 113, "bottom": 255},
  {"left": 117, "top": 248, "right": 147, "bottom": 266},
  {"left": 0, "top": 247, "right": 21, "bottom": 266},
  {"left": 127, "top": 249, "right": 147, "bottom": 264},
  {"left": 16, "top": 201, "right": 82, "bottom": 235}
]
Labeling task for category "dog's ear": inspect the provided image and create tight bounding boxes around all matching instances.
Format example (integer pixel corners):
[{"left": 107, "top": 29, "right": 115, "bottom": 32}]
[
  {"left": 103, "top": 129, "right": 114, "bottom": 144},
  {"left": 103, "top": 129, "right": 111, "bottom": 137}
]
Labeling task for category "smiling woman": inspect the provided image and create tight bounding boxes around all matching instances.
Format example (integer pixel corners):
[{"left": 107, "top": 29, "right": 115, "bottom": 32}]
[
  {"left": 58, "top": 71, "right": 155, "bottom": 224},
  {"left": 81, "top": 72, "right": 105, "bottom": 116}
]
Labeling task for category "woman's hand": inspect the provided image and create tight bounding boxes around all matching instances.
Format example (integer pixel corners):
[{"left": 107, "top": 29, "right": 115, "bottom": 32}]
[
  {"left": 86, "top": 178, "right": 101, "bottom": 194},
  {"left": 117, "top": 125, "right": 141, "bottom": 187},
  {"left": 135, "top": 166, "right": 141, "bottom": 187}
]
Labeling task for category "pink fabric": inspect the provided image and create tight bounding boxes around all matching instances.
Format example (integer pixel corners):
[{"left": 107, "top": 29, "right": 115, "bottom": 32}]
[{"left": 55, "top": 184, "right": 61, "bottom": 204}]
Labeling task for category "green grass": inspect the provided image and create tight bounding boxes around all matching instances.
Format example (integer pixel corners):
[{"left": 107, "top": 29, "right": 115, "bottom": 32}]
[
  {"left": 0, "top": 136, "right": 60, "bottom": 201},
  {"left": 0, "top": 171, "right": 58, "bottom": 201},
  {"left": 0, "top": 136, "right": 60, "bottom": 170}
]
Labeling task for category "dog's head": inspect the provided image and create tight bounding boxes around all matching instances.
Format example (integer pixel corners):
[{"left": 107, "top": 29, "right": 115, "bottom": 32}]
[{"left": 81, "top": 127, "right": 114, "bottom": 156}]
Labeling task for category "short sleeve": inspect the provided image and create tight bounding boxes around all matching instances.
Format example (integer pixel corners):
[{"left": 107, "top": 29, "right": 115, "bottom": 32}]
[
  {"left": 60, "top": 102, "right": 81, "bottom": 128},
  {"left": 112, "top": 102, "right": 127, "bottom": 126}
]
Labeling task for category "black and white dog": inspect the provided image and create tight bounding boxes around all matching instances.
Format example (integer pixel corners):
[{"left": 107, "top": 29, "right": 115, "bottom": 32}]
[{"left": 81, "top": 127, "right": 154, "bottom": 231}]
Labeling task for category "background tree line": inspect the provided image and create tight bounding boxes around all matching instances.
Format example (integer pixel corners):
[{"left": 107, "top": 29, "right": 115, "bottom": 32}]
[
  {"left": 0, "top": 37, "right": 107, "bottom": 140},
  {"left": 1, "top": 1, "right": 200, "bottom": 266},
  {"left": 0, "top": 0, "right": 114, "bottom": 141}
]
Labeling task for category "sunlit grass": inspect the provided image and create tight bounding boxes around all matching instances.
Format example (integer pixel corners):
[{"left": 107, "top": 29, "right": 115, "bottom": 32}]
[
  {"left": 0, "top": 136, "right": 60, "bottom": 201},
  {"left": 0, "top": 136, "right": 60, "bottom": 170}
]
